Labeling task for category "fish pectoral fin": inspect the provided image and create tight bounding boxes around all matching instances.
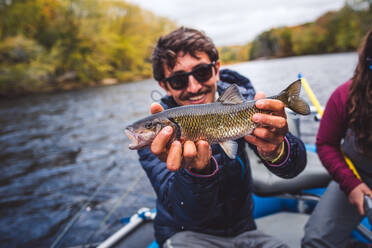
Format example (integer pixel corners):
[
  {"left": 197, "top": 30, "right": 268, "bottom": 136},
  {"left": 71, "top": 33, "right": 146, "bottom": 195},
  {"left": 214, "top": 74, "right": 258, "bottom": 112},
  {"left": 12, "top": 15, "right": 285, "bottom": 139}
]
[
  {"left": 219, "top": 140, "right": 238, "bottom": 159},
  {"left": 217, "top": 84, "right": 245, "bottom": 105}
]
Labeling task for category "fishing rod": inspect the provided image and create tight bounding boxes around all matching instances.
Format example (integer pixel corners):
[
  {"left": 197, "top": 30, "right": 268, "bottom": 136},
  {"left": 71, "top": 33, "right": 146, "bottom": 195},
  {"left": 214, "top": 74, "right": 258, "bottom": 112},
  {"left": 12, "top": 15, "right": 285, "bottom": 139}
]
[
  {"left": 51, "top": 162, "right": 122, "bottom": 248},
  {"left": 84, "top": 170, "right": 146, "bottom": 246}
]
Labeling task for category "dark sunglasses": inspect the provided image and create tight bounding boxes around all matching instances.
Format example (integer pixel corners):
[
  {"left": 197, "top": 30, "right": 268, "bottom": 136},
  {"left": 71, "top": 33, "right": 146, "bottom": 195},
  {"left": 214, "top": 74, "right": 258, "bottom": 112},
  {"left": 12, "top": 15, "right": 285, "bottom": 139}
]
[{"left": 163, "top": 61, "right": 216, "bottom": 90}]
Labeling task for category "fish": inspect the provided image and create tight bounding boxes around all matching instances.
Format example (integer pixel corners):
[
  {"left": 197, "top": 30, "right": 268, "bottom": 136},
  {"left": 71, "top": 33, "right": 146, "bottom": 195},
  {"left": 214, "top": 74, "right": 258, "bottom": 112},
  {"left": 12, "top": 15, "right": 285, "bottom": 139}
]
[{"left": 124, "top": 79, "right": 310, "bottom": 159}]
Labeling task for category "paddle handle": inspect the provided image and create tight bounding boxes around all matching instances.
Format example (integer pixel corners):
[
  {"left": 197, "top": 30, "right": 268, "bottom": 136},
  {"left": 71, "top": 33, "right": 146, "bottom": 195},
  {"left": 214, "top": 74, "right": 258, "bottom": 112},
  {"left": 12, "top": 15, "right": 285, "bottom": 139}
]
[{"left": 364, "top": 194, "right": 372, "bottom": 225}]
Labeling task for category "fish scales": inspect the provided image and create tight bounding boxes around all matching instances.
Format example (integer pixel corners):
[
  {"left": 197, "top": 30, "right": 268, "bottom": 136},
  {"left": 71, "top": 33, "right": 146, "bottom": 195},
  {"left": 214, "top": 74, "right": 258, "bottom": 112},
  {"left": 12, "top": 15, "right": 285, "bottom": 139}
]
[{"left": 167, "top": 101, "right": 263, "bottom": 144}]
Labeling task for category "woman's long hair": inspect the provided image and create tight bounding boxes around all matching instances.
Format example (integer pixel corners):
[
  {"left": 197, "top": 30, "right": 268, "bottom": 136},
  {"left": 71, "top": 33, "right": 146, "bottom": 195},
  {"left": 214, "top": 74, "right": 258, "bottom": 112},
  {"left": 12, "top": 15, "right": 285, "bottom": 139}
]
[{"left": 348, "top": 28, "right": 372, "bottom": 155}]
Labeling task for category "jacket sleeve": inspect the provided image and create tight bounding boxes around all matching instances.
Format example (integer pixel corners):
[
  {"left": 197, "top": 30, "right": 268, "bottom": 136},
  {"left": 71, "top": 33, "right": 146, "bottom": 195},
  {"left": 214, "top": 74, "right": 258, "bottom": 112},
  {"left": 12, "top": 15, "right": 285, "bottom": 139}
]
[
  {"left": 249, "top": 131, "right": 307, "bottom": 179},
  {"left": 316, "top": 85, "right": 361, "bottom": 195},
  {"left": 138, "top": 147, "right": 222, "bottom": 224}
]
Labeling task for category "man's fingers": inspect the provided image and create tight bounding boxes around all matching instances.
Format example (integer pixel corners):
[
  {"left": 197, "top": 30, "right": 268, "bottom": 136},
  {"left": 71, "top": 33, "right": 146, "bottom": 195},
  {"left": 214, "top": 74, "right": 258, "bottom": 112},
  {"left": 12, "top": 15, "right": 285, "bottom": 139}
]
[
  {"left": 194, "top": 140, "right": 211, "bottom": 170},
  {"left": 244, "top": 134, "right": 273, "bottom": 151},
  {"left": 183, "top": 140, "right": 197, "bottom": 165},
  {"left": 150, "top": 103, "right": 168, "bottom": 161},
  {"left": 256, "top": 99, "right": 285, "bottom": 112},
  {"left": 244, "top": 134, "right": 256, "bottom": 144},
  {"left": 167, "top": 141, "right": 182, "bottom": 171},
  {"left": 244, "top": 134, "right": 279, "bottom": 156},
  {"left": 183, "top": 141, "right": 197, "bottom": 158},
  {"left": 252, "top": 114, "right": 287, "bottom": 130},
  {"left": 151, "top": 102, "right": 164, "bottom": 114},
  {"left": 251, "top": 127, "right": 283, "bottom": 143},
  {"left": 151, "top": 126, "right": 173, "bottom": 155},
  {"left": 254, "top": 92, "right": 266, "bottom": 100}
]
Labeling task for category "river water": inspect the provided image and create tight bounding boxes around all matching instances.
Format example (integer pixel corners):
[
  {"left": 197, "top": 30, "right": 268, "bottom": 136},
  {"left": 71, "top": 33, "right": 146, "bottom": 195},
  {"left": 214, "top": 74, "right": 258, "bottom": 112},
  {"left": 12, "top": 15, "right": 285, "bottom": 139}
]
[{"left": 0, "top": 52, "right": 358, "bottom": 247}]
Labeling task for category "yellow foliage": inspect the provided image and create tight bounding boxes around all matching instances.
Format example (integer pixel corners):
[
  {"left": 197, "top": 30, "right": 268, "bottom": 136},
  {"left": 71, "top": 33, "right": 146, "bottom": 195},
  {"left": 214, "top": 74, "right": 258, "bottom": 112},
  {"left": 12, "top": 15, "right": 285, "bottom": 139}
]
[{"left": 0, "top": 0, "right": 176, "bottom": 96}]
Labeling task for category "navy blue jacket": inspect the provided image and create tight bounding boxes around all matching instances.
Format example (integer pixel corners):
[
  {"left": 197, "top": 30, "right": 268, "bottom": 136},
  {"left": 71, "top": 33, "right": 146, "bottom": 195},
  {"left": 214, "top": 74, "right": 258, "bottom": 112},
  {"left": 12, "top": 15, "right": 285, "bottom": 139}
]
[{"left": 138, "top": 69, "right": 307, "bottom": 245}]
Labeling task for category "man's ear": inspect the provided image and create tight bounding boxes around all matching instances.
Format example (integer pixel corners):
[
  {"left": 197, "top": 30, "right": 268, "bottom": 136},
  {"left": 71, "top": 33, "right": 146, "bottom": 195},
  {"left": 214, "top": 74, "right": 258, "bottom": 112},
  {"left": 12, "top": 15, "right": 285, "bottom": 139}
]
[{"left": 159, "top": 81, "right": 172, "bottom": 96}]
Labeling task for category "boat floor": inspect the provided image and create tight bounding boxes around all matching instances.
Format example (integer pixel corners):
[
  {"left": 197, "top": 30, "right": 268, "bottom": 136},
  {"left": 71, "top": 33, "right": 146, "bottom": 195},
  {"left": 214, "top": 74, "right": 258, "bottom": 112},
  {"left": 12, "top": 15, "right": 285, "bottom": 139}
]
[
  {"left": 256, "top": 212, "right": 309, "bottom": 248},
  {"left": 113, "top": 221, "right": 155, "bottom": 248},
  {"left": 112, "top": 212, "right": 309, "bottom": 248}
]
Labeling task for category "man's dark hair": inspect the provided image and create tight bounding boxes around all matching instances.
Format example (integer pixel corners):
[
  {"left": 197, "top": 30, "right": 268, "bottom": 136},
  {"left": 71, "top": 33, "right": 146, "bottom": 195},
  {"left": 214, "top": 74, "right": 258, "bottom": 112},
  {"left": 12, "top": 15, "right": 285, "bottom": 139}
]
[{"left": 151, "top": 27, "right": 219, "bottom": 82}]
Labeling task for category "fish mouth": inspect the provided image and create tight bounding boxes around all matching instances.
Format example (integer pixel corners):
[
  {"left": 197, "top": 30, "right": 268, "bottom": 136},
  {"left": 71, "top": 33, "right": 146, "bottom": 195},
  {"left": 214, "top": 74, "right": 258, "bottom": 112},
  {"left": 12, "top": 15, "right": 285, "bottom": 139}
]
[
  {"left": 125, "top": 129, "right": 139, "bottom": 149},
  {"left": 124, "top": 128, "right": 155, "bottom": 150}
]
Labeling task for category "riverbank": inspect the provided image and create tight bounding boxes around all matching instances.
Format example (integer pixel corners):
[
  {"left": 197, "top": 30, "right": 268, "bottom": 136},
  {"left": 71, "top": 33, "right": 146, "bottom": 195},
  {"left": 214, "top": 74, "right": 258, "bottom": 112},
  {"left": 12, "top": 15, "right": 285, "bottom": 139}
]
[
  {"left": 0, "top": 75, "right": 148, "bottom": 99},
  {"left": 0, "top": 51, "right": 356, "bottom": 99}
]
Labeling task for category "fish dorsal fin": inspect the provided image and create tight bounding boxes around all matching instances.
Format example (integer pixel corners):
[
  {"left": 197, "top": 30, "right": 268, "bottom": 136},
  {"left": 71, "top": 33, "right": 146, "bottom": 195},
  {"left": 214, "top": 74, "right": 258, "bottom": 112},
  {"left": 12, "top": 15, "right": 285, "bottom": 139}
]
[
  {"left": 219, "top": 140, "right": 238, "bottom": 159},
  {"left": 217, "top": 84, "right": 245, "bottom": 105}
]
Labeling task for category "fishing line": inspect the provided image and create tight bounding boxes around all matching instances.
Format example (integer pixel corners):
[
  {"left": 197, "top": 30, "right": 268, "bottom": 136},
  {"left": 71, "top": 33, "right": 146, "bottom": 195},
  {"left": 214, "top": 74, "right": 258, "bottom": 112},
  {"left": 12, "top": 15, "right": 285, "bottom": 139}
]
[
  {"left": 84, "top": 170, "right": 146, "bottom": 245},
  {"left": 51, "top": 162, "right": 121, "bottom": 248}
]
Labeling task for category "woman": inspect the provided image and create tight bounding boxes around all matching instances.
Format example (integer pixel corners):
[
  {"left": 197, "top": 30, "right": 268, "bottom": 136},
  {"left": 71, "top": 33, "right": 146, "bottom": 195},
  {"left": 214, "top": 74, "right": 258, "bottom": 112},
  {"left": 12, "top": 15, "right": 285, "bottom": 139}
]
[{"left": 302, "top": 28, "right": 372, "bottom": 248}]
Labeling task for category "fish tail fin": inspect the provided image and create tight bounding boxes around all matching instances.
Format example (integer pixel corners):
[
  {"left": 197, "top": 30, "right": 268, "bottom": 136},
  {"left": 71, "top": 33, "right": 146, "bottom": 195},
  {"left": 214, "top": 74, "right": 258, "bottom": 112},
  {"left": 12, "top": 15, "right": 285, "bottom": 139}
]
[{"left": 277, "top": 79, "right": 310, "bottom": 115}]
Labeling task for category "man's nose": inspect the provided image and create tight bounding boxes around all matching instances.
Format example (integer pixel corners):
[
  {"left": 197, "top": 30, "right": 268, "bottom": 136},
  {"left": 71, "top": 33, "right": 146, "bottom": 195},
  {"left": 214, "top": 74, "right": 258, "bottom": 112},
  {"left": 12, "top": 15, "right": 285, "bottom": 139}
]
[{"left": 186, "top": 75, "right": 202, "bottom": 93}]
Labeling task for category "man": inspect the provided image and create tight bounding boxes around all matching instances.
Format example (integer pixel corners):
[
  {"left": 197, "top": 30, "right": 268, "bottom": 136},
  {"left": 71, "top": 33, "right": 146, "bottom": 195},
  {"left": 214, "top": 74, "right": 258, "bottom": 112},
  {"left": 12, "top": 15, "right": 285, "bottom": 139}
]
[{"left": 138, "top": 27, "right": 306, "bottom": 247}]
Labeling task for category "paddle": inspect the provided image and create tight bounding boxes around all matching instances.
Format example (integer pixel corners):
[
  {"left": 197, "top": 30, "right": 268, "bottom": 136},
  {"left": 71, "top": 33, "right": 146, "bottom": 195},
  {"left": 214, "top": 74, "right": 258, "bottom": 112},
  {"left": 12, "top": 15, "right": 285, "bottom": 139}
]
[{"left": 364, "top": 194, "right": 372, "bottom": 228}]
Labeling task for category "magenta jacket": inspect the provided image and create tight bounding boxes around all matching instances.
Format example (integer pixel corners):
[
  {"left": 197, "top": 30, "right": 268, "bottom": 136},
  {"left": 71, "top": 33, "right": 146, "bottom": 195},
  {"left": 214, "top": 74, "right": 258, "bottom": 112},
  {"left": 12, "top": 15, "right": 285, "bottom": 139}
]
[{"left": 316, "top": 80, "right": 362, "bottom": 195}]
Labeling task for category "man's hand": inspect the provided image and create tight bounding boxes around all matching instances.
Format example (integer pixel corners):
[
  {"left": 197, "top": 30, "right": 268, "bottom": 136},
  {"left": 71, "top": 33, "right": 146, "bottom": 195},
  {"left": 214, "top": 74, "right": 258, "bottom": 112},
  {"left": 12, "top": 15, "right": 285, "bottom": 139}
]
[
  {"left": 244, "top": 92, "right": 289, "bottom": 161},
  {"left": 349, "top": 183, "right": 372, "bottom": 215},
  {"left": 150, "top": 103, "right": 212, "bottom": 173}
]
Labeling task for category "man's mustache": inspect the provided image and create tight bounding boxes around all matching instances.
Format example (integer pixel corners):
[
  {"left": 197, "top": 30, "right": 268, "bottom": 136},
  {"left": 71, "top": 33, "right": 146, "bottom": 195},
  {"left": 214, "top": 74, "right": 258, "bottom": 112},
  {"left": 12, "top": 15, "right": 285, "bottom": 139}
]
[{"left": 179, "top": 87, "right": 212, "bottom": 101}]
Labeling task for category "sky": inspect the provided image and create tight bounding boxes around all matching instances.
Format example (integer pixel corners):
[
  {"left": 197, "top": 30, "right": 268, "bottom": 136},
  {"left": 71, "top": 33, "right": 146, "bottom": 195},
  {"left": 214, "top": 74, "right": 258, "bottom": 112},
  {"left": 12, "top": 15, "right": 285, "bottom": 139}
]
[{"left": 127, "top": 0, "right": 346, "bottom": 46}]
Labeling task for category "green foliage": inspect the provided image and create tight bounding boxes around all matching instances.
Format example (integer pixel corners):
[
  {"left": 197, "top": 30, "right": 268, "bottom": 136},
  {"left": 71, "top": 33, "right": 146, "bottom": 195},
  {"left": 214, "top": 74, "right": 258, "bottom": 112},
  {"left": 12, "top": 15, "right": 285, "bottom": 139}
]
[
  {"left": 0, "top": 35, "right": 44, "bottom": 64},
  {"left": 0, "top": 61, "right": 54, "bottom": 95},
  {"left": 219, "top": 0, "right": 372, "bottom": 62},
  {"left": 218, "top": 44, "right": 251, "bottom": 65},
  {"left": 0, "top": 35, "right": 55, "bottom": 95},
  {"left": 0, "top": 0, "right": 176, "bottom": 96}
]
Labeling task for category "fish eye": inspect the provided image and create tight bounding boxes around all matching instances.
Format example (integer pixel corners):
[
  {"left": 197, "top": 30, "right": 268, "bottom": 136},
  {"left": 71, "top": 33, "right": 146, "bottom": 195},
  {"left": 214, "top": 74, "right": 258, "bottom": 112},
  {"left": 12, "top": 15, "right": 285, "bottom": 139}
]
[{"left": 144, "top": 121, "right": 153, "bottom": 129}]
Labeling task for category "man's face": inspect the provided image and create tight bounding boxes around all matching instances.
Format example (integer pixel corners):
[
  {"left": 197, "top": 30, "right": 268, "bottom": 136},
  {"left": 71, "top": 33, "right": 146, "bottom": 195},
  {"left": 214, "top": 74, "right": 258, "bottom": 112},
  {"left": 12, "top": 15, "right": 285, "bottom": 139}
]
[{"left": 160, "top": 52, "right": 220, "bottom": 106}]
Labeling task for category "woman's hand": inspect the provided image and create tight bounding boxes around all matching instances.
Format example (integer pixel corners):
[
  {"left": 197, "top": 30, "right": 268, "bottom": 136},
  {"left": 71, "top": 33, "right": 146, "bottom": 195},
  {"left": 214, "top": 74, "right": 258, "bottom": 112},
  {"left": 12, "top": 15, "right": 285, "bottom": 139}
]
[{"left": 348, "top": 182, "right": 372, "bottom": 215}]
